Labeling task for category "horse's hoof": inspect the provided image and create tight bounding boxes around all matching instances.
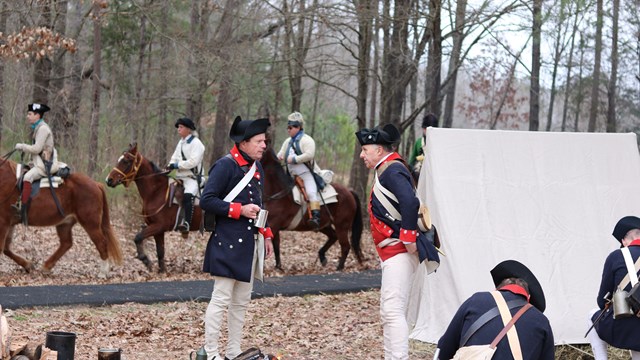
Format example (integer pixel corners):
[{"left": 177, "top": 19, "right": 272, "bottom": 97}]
[
  {"left": 319, "top": 256, "right": 327, "bottom": 267},
  {"left": 22, "top": 262, "right": 35, "bottom": 273},
  {"left": 41, "top": 267, "right": 53, "bottom": 275}
]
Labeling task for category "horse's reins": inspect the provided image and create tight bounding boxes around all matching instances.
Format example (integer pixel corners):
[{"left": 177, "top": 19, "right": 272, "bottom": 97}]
[
  {"left": 264, "top": 163, "right": 294, "bottom": 201},
  {"left": 110, "top": 151, "right": 171, "bottom": 218},
  {"left": 0, "top": 149, "right": 17, "bottom": 169}
]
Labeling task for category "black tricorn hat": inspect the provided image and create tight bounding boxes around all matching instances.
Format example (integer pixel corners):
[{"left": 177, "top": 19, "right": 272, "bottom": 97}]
[
  {"left": 229, "top": 116, "right": 271, "bottom": 143},
  {"left": 422, "top": 113, "right": 438, "bottom": 128},
  {"left": 491, "top": 260, "right": 546, "bottom": 312},
  {"left": 355, "top": 123, "right": 401, "bottom": 146},
  {"left": 28, "top": 103, "right": 50, "bottom": 115},
  {"left": 175, "top": 117, "right": 196, "bottom": 130},
  {"left": 612, "top": 216, "right": 640, "bottom": 244}
]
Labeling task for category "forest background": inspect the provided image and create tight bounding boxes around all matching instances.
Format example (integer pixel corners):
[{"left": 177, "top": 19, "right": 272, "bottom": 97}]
[{"left": 0, "top": 0, "right": 639, "bottom": 205}]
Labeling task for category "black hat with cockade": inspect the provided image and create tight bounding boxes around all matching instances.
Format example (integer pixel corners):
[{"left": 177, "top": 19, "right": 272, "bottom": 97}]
[
  {"left": 355, "top": 123, "right": 401, "bottom": 146},
  {"left": 229, "top": 116, "right": 271, "bottom": 143}
]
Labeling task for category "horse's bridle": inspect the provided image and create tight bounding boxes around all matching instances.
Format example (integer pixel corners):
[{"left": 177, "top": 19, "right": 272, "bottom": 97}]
[{"left": 110, "top": 151, "right": 143, "bottom": 187}]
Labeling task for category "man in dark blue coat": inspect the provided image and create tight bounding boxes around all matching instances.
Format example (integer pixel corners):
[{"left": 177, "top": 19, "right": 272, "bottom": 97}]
[
  {"left": 587, "top": 216, "right": 640, "bottom": 360},
  {"left": 436, "top": 260, "right": 554, "bottom": 360},
  {"left": 200, "top": 116, "right": 274, "bottom": 360}
]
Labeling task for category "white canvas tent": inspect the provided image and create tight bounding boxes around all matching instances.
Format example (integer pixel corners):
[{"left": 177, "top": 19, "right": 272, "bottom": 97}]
[{"left": 409, "top": 128, "right": 640, "bottom": 344}]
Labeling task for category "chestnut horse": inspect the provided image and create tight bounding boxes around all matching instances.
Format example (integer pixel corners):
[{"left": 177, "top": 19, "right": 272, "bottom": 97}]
[
  {"left": 261, "top": 148, "right": 364, "bottom": 270},
  {"left": 105, "top": 143, "right": 203, "bottom": 272},
  {"left": 0, "top": 158, "right": 122, "bottom": 277}
]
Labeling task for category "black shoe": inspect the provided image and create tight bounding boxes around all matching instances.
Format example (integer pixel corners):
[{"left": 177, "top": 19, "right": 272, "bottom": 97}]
[{"left": 308, "top": 209, "right": 321, "bottom": 229}]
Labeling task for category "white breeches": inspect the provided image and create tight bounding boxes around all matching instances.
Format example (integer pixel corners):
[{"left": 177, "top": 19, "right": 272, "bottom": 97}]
[
  {"left": 204, "top": 245, "right": 257, "bottom": 360},
  {"left": 586, "top": 308, "right": 640, "bottom": 360},
  {"left": 380, "top": 251, "right": 419, "bottom": 360},
  {"left": 288, "top": 166, "right": 318, "bottom": 202},
  {"left": 180, "top": 176, "right": 199, "bottom": 195},
  {"left": 23, "top": 166, "right": 45, "bottom": 182}
]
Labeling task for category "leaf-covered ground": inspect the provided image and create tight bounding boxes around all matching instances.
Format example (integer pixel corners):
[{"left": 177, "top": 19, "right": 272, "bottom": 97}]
[{"left": 0, "top": 219, "right": 625, "bottom": 359}]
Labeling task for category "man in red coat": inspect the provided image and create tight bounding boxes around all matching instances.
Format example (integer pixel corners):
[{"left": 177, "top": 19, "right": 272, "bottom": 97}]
[{"left": 356, "top": 123, "right": 440, "bottom": 359}]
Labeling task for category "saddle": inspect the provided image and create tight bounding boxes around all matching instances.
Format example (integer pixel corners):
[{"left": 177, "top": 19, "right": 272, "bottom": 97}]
[{"left": 167, "top": 178, "right": 207, "bottom": 235}]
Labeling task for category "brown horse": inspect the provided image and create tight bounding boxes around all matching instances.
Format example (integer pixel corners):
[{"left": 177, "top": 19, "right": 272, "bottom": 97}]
[
  {"left": 0, "top": 158, "right": 122, "bottom": 277},
  {"left": 105, "top": 143, "right": 203, "bottom": 273},
  {"left": 261, "top": 148, "right": 364, "bottom": 270}
]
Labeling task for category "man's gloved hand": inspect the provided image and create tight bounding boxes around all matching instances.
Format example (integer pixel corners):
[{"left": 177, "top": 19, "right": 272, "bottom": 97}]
[
  {"left": 416, "top": 155, "right": 424, "bottom": 162},
  {"left": 14, "top": 143, "right": 26, "bottom": 151},
  {"left": 166, "top": 163, "right": 178, "bottom": 170}
]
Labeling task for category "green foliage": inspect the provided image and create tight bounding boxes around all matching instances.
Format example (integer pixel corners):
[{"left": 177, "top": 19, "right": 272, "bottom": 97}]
[{"left": 309, "top": 113, "right": 356, "bottom": 179}]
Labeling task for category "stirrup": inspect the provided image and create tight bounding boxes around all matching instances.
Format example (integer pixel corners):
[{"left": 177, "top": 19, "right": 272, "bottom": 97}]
[
  {"left": 177, "top": 221, "right": 190, "bottom": 233},
  {"left": 11, "top": 202, "right": 22, "bottom": 212}
]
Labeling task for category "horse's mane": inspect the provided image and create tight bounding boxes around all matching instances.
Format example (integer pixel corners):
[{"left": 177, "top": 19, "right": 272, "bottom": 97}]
[
  {"left": 148, "top": 160, "right": 165, "bottom": 175},
  {"left": 263, "top": 148, "right": 294, "bottom": 187}
]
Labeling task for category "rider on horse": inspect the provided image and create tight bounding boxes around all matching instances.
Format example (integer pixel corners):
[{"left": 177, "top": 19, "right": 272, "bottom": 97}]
[
  {"left": 13, "top": 103, "right": 65, "bottom": 222},
  {"left": 277, "top": 111, "right": 322, "bottom": 229},
  {"left": 166, "top": 117, "right": 205, "bottom": 233}
]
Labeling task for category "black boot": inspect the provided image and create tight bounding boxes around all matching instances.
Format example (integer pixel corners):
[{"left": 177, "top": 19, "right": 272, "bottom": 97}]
[
  {"left": 178, "top": 193, "right": 194, "bottom": 233},
  {"left": 308, "top": 209, "right": 321, "bottom": 229}
]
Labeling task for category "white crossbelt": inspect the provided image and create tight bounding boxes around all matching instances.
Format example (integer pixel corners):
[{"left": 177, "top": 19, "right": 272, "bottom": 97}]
[{"left": 223, "top": 162, "right": 257, "bottom": 202}]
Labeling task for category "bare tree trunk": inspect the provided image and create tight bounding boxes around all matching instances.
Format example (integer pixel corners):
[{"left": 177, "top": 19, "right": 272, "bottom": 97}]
[
  {"left": 490, "top": 48, "right": 524, "bottom": 129},
  {"left": 49, "top": 0, "right": 68, "bottom": 147},
  {"left": 310, "top": 61, "right": 324, "bottom": 135},
  {"left": 561, "top": 1, "right": 581, "bottom": 132},
  {"left": 369, "top": 16, "right": 380, "bottom": 129},
  {"left": 33, "top": 1, "right": 53, "bottom": 104},
  {"left": 87, "top": 3, "right": 102, "bottom": 176},
  {"left": 186, "top": 1, "right": 212, "bottom": 124},
  {"left": 350, "top": 0, "right": 374, "bottom": 204},
  {"left": 269, "top": 28, "right": 283, "bottom": 145},
  {"left": 574, "top": 34, "right": 586, "bottom": 131},
  {"left": 211, "top": 0, "right": 241, "bottom": 162},
  {"left": 132, "top": 5, "right": 148, "bottom": 145},
  {"left": 588, "top": 0, "right": 603, "bottom": 132},
  {"left": 606, "top": 0, "right": 619, "bottom": 133},
  {"left": 157, "top": 0, "right": 170, "bottom": 164},
  {"left": 380, "top": 0, "right": 411, "bottom": 129},
  {"left": 529, "top": 0, "right": 542, "bottom": 131},
  {"left": 66, "top": 1, "right": 86, "bottom": 156},
  {"left": 424, "top": 0, "right": 441, "bottom": 117},
  {"left": 545, "top": 0, "right": 567, "bottom": 131},
  {"left": 283, "top": 0, "right": 318, "bottom": 112},
  {"left": 0, "top": 1, "right": 6, "bottom": 146},
  {"left": 443, "top": 0, "right": 466, "bottom": 129}
]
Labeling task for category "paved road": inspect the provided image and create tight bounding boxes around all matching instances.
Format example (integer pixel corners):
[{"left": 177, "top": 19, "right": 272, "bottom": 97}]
[{"left": 0, "top": 269, "right": 381, "bottom": 309}]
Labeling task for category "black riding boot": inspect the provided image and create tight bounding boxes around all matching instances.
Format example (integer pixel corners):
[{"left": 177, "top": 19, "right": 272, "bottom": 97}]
[
  {"left": 309, "top": 210, "right": 321, "bottom": 229},
  {"left": 178, "top": 193, "right": 194, "bottom": 233}
]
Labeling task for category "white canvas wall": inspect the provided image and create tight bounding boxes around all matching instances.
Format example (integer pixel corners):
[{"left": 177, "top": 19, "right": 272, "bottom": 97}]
[{"left": 410, "top": 128, "right": 640, "bottom": 344}]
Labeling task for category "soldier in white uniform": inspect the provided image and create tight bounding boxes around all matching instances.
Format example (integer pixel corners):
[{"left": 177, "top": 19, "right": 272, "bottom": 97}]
[
  {"left": 167, "top": 117, "right": 205, "bottom": 233},
  {"left": 13, "top": 103, "right": 61, "bottom": 221},
  {"left": 277, "top": 112, "right": 322, "bottom": 228}
]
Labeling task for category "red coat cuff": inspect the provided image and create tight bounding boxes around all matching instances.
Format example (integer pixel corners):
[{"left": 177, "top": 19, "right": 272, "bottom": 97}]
[
  {"left": 399, "top": 228, "right": 417, "bottom": 243},
  {"left": 260, "top": 227, "right": 274, "bottom": 239},
  {"left": 228, "top": 202, "right": 241, "bottom": 219}
]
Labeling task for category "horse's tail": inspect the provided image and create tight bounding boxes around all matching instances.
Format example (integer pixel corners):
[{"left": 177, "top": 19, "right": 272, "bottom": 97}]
[
  {"left": 99, "top": 183, "right": 123, "bottom": 265},
  {"left": 350, "top": 190, "right": 364, "bottom": 263}
]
